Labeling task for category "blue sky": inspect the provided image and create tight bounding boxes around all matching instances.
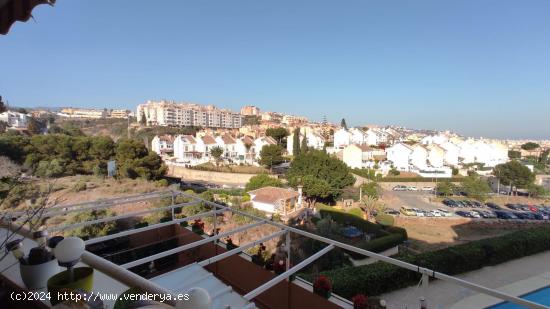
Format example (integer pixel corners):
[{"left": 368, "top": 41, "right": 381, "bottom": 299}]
[{"left": 1, "top": 1, "right": 550, "bottom": 139}]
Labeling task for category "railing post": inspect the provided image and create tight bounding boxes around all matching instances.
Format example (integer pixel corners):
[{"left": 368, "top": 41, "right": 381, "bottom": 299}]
[
  {"left": 421, "top": 272, "right": 429, "bottom": 309},
  {"left": 285, "top": 231, "right": 291, "bottom": 271},
  {"left": 171, "top": 191, "right": 175, "bottom": 220}
]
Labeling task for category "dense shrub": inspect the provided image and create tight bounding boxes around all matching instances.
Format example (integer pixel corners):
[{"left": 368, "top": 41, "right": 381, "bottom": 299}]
[
  {"left": 304, "top": 227, "right": 550, "bottom": 298},
  {"left": 374, "top": 214, "right": 394, "bottom": 226},
  {"left": 317, "top": 205, "right": 383, "bottom": 236}
]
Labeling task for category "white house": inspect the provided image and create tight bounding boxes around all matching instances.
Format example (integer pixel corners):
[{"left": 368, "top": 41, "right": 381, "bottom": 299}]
[
  {"left": 349, "top": 128, "right": 368, "bottom": 145},
  {"left": 248, "top": 186, "right": 303, "bottom": 222},
  {"left": 196, "top": 135, "right": 218, "bottom": 159},
  {"left": 173, "top": 135, "right": 202, "bottom": 164},
  {"left": 410, "top": 144, "right": 429, "bottom": 169},
  {"left": 215, "top": 135, "right": 238, "bottom": 159},
  {"left": 386, "top": 143, "right": 413, "bottom": 171},
  {"left": 440, "top": 141, "right": 460, "bottom": 167},
  {"left": 254, "top": 136, "right": 277, "bottom": 159},
  {"left": 235, "top": 136, "right": 256, "bottom": 163},
  {"left": 0, "top": 111, "right": 28, "bottom": 129},
  {"left": 341, "top": 144, "right": 386, "bottom": 169},
  {"left": 287, "top": 130, "right": 326, "bottom": 155},
  {"left": 151, "top": 135, "right": 174, "bottom": 156},
  {"left": 421, "top": 134, "right": 449, "bottom": 145},
  {"left": 333, "top": 128, "right": 352, "bottom": 149},
  {"left": 427, "top": 144, "right": 445, "bottom": 168},
  {"left": 366, "top": 128, "right": 391, "bottom": 146}
]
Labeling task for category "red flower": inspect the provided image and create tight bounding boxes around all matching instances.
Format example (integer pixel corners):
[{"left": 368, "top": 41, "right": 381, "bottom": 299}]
[
  {"left": 352, "top": 294, "right": 368, "bottom": 309},
  {"left": 313, "top": 275, "right": 332, "bottom": 292}
]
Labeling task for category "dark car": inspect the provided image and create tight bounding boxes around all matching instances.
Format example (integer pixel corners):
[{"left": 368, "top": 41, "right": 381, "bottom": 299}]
[
  {"left": 455, "top": 211, "right": 472, "bottom": 218},
  {"left": 471, "top": 201, "right": 482, "bottom": 208},
  {"left": 486, "top": 202, "right": 501, "bottom": 210},
  {"left": 505, "top": 203, "right": 522, "bottom": 210},
  {"left": 495, "top": 211, "right": 518, "bottom": 219},
  {"left": 515, "top": 212, "right": 536, "bottom": 220},
  {"left": 385, "top": 209, "right": 400, "bottom": 216},
  {"left": 442, "top": 199, "right": 456, "bottom": 206}
]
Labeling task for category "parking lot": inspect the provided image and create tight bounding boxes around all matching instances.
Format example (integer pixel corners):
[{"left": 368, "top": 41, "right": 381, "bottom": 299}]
[{"left": 383, "top": 185, "right": 550, "bottom": 221}]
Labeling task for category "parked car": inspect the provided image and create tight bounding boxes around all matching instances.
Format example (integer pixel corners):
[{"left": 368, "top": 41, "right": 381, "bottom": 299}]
[
  {"left": 505, "top": 203, "right": 522, "bottom": 210},
  {"left": 412, "top": 208, "right": 425, "bottom": 217},
  {"left": 407, "top": 186, "right": 418, "bottom": 191},
  {"left": 495, "top": 211, "right": 518, "bottom": 219},
  {"left": 421, "top": 186, "right": 433, "bottom": 192},
  {"left": 393, "top": 185, "right": 408, "bottom": 191},
  {"left": 437, "top": 208, "right": 453, "bottom": 217},
  {"left": 528, "top": 206, "right": 539, "bottom": 212},
  {"left": 429, "top": 210, "right": 442, "bottom": 217},
  {"left": 442, "top": 199, "right": 456, "bottom": 207},
  {"left": 455, "top": 211, "right": 473, "bottom": 218},
  {"left": 400, "top": 206, "right": 416, "bottom": 216},
  {"left": 486, "top": 202, "right": 501, "bottom": 210},
  {"left": 471, "top": 201, "right": 483, "bottom": 208},
  {"left": 385, "top": 209, "right": 400, "bottom": 216},
  {"left": 514, "top": 212, "right": 535, "bottom": 220}
]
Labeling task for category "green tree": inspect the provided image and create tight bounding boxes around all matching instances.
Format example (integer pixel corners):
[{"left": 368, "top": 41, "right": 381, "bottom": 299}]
[
  {"left": 0, "top": 96, "right": 6, "bottom": 113},
  {"left": 461, "top": 175, "right": 491, "bottom": 201},
  {"left": 66, "top": 209, "right": 118, "bottom": 240},
  {"left": 139, "top": 111, "right": 147, "bottom": 126},
  {"left": 436, "top": 181, "right": 456, "bottom": 196},
  {"left": 361, "top": 182, "right": 379, "bottom": 200},
  {"left": 300, "top": 175, "right": 333, "bottom": 206},
  {"left": 292, "top": 127, "right": 301, "bottom": 157},
  {"left": 27, "top": 117, "right": 44, "bottom": 135},
  {"left": 259, "top": 144, "right": 284, "bottom": 168},
  {"left": 508, "top": 150, "right": 521, "bottom": 159},
  {"left": 245, "top": 174, "right": 282, "bottom": 192},
  {"left": 210, "top": 146, "right": 224, "bottom": 165},
  {"left": 265, "top": 127, "right": 289, "bottom": 144},
  {"left": 300, "top": 133, "right": 308, "bottom": 153},
  {"left": 521, "top": 142, "right": 540, "bottom": 151},
  {"left": 340, "top": 118, "right": 347, "bottom": 129},
  {"left": 35, "top": 159, "right": 66, "bottom": 178},
  {"left": 287, "top": 150, "right": 354, "bottom": 204},
  {"left": 526, "top": 183, "right": 547, "bottom": 198},
  {"left": 115, "top": 139, "right": 166, "bottom": 180},
  {"left": 494, "top": 161, "right": 535, "bottom": 194}
]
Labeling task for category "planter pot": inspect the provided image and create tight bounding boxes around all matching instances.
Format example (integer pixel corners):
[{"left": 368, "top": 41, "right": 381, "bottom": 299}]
[
  {"left": 20, "top": 258, "right": 60, "bottom": 290},
  {"left": 47, "top": 267, "right": 94, "bottom": 305},
  {"left": 313, "top": 288, "right": 331, "bottom": 299}
]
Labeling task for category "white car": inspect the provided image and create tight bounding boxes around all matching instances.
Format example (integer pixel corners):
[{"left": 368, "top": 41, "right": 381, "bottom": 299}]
[
  {"left": 437, "top": 208, "right": 453, "bottom": 217},
  {"left": 430, "top": 210, "right": 442, "bottom": 217},
  {"left": 421, "top": 187, "right": 433, "bottom": 192},
  {"left": 413, "top": 208, "right": 424, "bottom": 216},
  {"left": 469, "top": 211, "right": 481, "bottom": 218},
  {"left": 408, "top": 186, "right": 418, "bottom": 191}
]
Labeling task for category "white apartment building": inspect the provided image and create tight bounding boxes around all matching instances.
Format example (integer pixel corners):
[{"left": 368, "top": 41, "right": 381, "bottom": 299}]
[
  {"left": 137, "top": 100, "right": 243, "bottom": 128},
  {"left": 60, "top": 108, "right": 107, "bottom": 119},
  {"left": 240, "top": 105, "right": 260, "bottom": 116}
]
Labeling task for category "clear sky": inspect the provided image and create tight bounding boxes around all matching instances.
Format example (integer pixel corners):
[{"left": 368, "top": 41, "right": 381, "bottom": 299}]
[{"left": 1, "top": 1, "right": 550, "bottom": 139}]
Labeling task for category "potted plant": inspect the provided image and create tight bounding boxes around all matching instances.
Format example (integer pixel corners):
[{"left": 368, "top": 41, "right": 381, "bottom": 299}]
[
  {"left": 47, "top": 237, "right": 94, "bottom": 305},
  {"left": 225, "top": 237, "right": 238, "bottom": 250},
  {"left": 352, "top": 294, "right": 368, "bottom": 309},
  {"left": 5, "top": 231, "right": 61, "bottom": 290},
  {"left": 313, "top": 275, "right": 332, "bottom": 299},
  {"left": 191, "top": 219, "right": 205, "bottom": 235},
  {"left": 251, "top": 243, "right": 266, "bottom": 267}
]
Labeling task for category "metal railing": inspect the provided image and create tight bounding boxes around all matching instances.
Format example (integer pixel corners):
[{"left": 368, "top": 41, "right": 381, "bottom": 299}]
[{"left": 2, "top": 190, "right": 548, "bottom": 309}]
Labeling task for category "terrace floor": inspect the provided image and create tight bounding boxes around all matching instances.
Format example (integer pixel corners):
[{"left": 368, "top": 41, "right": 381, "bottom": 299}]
[{"left": 381, "top": 250, "right": 550, "bottom": 309}]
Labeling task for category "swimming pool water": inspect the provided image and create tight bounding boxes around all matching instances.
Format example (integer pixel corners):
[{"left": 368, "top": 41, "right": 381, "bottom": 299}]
[{"left": 487, "top": 286, "right": 550, "bottom": 308}]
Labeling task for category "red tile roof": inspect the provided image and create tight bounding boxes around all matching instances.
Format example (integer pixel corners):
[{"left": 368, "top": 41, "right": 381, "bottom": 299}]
[
  {"left": 248, "top": 186, "right": 299, "bottom": 204},
  {"left": 201, "top": 135, "right": 217, "bottom": 145}
]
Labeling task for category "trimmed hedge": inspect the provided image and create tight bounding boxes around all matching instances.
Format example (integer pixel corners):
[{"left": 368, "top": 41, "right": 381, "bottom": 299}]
[
  {"left": 318, "top": 205, "right": 383, "bottom": 236},
  {"left": 304, "top": 226, "right": 550, "bottom": 298},
  {"left": 379, "top": 177, "right": 464, "bottom": 182},
  {"left": 375, "top": 214, "right": 394, "bottom": 226}
]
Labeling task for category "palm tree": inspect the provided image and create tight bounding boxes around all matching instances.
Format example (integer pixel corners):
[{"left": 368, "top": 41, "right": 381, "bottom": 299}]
[{"left": 360, "top": 196, "right": 378, "bottom": 221}]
